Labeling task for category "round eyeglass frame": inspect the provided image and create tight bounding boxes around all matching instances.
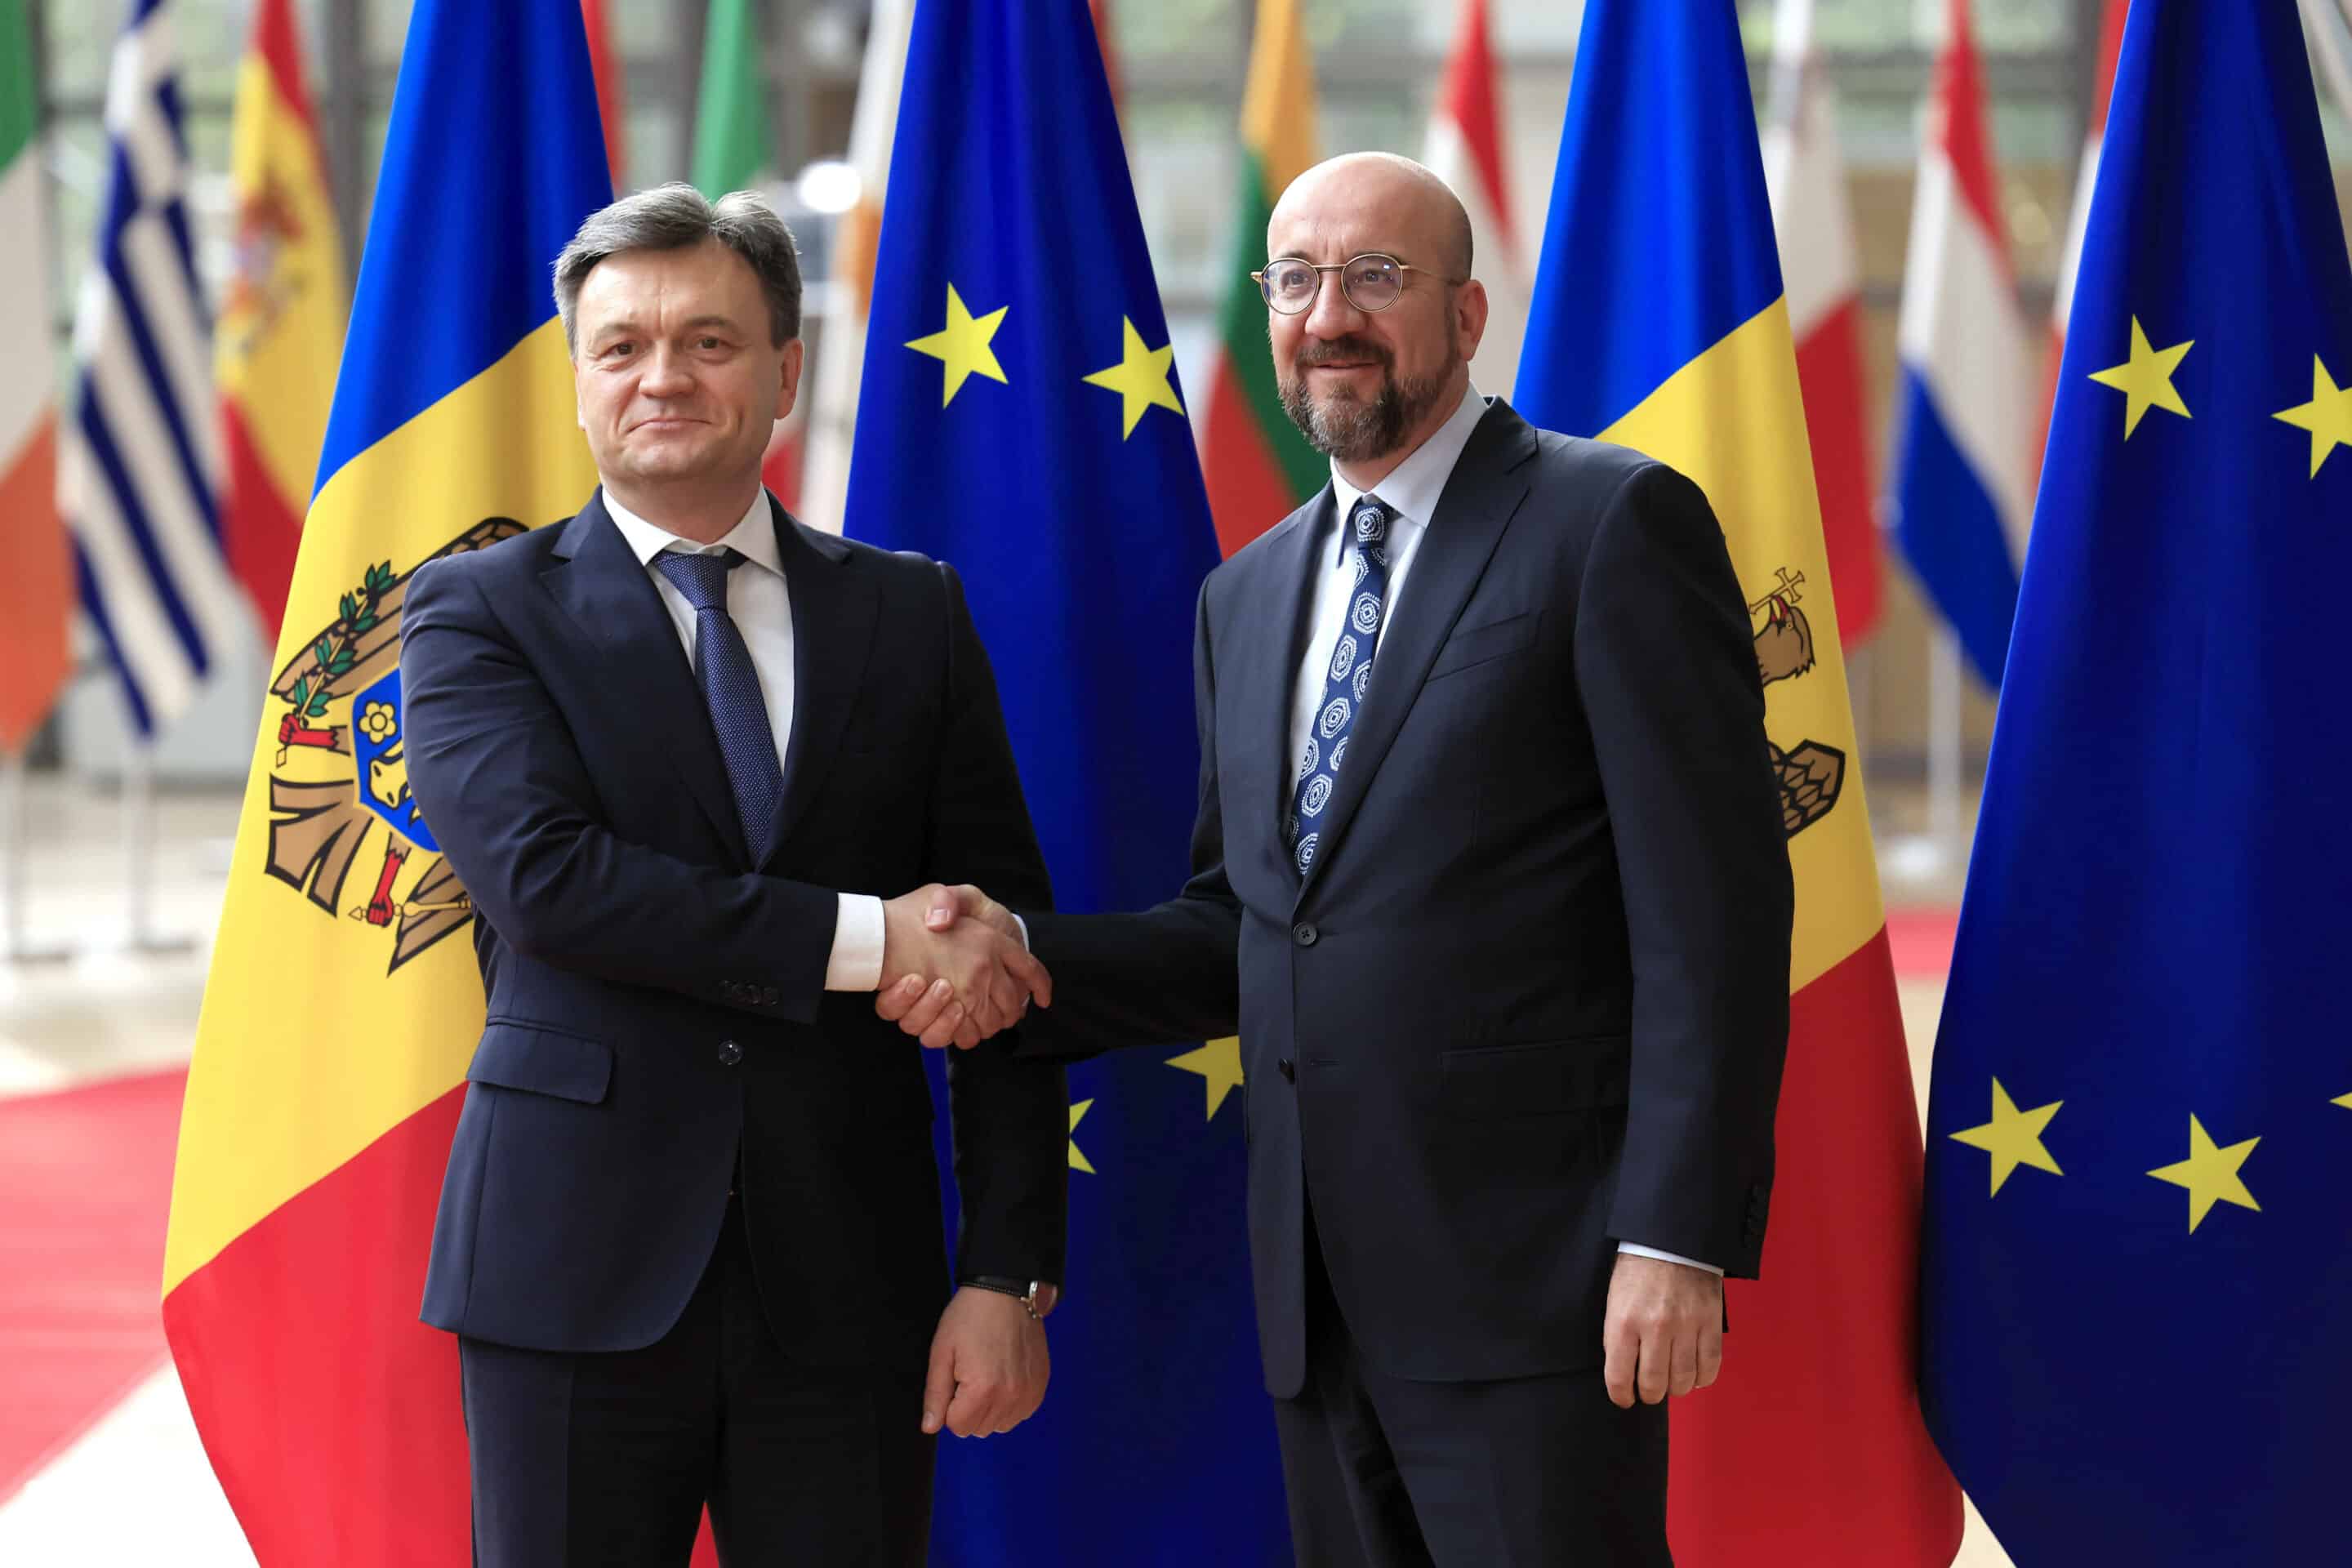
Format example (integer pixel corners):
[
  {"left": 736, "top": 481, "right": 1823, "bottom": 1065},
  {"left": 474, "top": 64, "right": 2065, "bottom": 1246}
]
[{"left": 1251, "top": 252, "right": 1465, "bottom": 315}]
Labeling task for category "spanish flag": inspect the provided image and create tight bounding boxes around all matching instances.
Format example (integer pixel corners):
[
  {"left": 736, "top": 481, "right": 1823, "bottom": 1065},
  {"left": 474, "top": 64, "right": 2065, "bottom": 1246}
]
[
  {"left": 215, "top": 0, "right": 345, "bottom": 646},
  {"left": 1197, "top": 0, "right": 1321, "bottom": 556},
  {"left": 1515, "top": 5, "right": 1962, "bottom": 1563},
  {"left": 162, "top": 1, "right": 608, "bottom": 1560}
]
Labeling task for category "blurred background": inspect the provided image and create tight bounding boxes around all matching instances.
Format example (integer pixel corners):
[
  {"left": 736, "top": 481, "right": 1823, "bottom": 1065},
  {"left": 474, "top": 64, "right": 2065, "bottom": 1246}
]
[{"left": 2, "top": 0, "right": 2347, "bottom": 1561}]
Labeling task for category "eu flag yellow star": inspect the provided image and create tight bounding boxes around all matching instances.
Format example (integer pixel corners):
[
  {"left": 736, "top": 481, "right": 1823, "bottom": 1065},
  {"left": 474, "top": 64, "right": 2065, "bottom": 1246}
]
[
  {"left": 1081, "top": 316, "right": 1185, "bottom": 438},
  {"left": 2088, "top": 316, "right": 2193, "bottom": 438},
  {"left": 906, "top": 284, "right": 1009, "bottom": 408},
  {"left": 1166, "top": 1037, "right": 1245, "bottom": 1120},
  {"left": 1067, "top": 1098, "right": 1097, "bottom": 1175},
  {"left": 2272, "top": 355, "right": 2352, "bottom": 478},
  {"left": 2147, "top": 1115, "right": 2260, "bottom": 1232},
  {"left": 1948, "top": 1078, "right": 2064, "bottom": 1196}
]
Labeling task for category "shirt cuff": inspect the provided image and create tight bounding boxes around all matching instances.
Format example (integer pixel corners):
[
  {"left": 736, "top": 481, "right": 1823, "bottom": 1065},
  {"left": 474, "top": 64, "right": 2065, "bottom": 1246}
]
[
  {"left": 826, "top": 893, "right": 886, "bottom": 991},
  {"left": 1010, "top": 912, "right": 1029, "bottom": 951},
  {"left": 1616, "top": 1242, "right": 1724, "bottom": 1276}
]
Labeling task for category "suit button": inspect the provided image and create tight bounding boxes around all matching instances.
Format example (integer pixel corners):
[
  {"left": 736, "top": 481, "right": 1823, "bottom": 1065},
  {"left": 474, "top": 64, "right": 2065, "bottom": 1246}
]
[
  {"left": 717, "top": 1040, "right": 742, "bottom": 1067},
  {"left": 1292, "top": 922, "right": 1318, "bottom": 947},
  {"left": 1278, "top": 1058, "right": 1296, "bottom": 1083}
]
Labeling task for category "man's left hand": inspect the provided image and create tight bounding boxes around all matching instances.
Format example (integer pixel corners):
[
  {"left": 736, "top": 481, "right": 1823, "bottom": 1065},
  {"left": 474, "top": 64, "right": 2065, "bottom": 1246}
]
[
  {"left": 921, "top": 1286, "right": 1049, "bottom": 1437},
  {"left": 1601, "top": 1253, "right": 1723, "bottom": 1408}
]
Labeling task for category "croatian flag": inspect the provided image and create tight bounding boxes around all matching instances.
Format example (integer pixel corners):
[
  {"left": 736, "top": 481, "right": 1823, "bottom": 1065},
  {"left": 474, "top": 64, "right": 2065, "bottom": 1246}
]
[{"left": 1890, "top": 0, "right": 2034, "bottom": 690}]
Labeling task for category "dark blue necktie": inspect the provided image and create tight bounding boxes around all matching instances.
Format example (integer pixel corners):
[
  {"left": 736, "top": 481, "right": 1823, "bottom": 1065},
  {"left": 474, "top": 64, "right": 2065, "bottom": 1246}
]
[
  {"left": 1288, "top": 493, "right": 1392, "bottom": 876},
  {"left": 654, "top": 548, "right": 785, "bottom": 865}
]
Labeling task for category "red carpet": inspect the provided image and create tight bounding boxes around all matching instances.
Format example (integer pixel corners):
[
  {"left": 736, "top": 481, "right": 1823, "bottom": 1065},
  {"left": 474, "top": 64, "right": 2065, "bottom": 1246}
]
[
  {"left": 1885, "top": 905, "right": 1960, "bottom": 978},
  {"left": 0, "top": 1067, "right": 187, "bottom": 1503}
]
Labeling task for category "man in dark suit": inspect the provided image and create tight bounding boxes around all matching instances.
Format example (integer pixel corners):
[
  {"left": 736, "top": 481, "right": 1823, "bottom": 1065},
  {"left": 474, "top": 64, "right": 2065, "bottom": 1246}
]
[
  {"left": 399, "top": 184, "right": 1067, "bottom": 1568},
  {"left": 883, "top": 154, "right": 1794, "bottom": 1565}
]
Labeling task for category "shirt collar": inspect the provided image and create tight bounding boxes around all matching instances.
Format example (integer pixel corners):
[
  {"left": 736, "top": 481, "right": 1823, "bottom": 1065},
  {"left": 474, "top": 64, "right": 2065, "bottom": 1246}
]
[
  {"left": 1327, "top": 382, "right": 1489, "bottom": 563},
  {"left": 603, "top": 487, "right": 783, "bottom": 578}
]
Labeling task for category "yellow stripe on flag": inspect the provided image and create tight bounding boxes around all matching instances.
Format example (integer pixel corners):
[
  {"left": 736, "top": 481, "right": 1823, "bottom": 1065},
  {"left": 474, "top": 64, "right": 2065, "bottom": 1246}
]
[
  {"left": 1239, "top": 0, "right": 1316, "bottom": 191},
  {"left": 1599, "top": 296, "right": 1884, "bottom": 993},
  {"left": 164, "top": 319, "right": 595, "bottom": 1296}
]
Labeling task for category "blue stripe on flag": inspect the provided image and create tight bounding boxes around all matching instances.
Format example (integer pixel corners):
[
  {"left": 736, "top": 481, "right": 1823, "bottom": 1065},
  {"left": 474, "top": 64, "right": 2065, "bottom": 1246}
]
[
  {"left": 71, "top": 545, "right": 154, "bottom": 738},
  {"left": 1517, "top": 0, "right": 1785, "bottom": 435},
  {"left": 78, "top": 394, "right": 210, "bottom": 673},
  {"left": 1889, "top": 371, "right": 2020, "bottom": 688},
  {"left": 313, "top": 0, "right": 612, "bottom": 497}
]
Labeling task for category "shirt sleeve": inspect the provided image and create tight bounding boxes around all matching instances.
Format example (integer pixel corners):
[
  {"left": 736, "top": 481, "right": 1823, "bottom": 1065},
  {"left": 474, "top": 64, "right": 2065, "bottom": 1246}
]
[
  {"left": 826, "top": 893, "right": 887, "bottom": 991},
  {"left": 1616, "top": 1241, "right": 1725, "bottom": 1276}
]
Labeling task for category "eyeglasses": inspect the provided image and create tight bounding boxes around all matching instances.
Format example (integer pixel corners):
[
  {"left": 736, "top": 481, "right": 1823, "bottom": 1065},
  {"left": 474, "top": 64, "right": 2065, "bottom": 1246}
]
[{"left": 1252, "top": 253, "right": 1464, "bottom": 315}]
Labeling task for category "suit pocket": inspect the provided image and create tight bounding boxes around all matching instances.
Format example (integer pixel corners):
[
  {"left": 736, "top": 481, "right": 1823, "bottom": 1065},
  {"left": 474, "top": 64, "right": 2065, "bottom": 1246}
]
[
  {"left": 468, "top": 1020, "right": 613, "bottom": 1105},
  {"left": 1424, "top": 610, "right": 1539, "bottom": 682},
  {"left": 1438, "top": 1036, "right": 1628, "bottom": 1120}
]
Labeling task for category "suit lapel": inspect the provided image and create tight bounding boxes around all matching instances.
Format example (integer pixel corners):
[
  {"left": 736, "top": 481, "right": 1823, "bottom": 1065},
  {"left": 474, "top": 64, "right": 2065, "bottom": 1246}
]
[
  {"left": 1297, "top": 403, "right": 1538, "bottom": 902},
  {"left": 1232, "top": 493, "right": 1332, "bottom": 891},
  {"left": 541, "top": 491, "right": 746, "bottom": 862},
  {"left": 768, "top": 498, "right": 875, "bottom": 865}
]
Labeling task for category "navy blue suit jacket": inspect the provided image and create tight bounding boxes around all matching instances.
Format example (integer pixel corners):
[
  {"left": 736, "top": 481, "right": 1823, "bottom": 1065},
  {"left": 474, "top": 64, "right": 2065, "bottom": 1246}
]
[
  {"left": 399, "top": 490, "right": 1065, "bottom": 1364},
  {"left": 1021, "top": 403, "right": 1793, "bottom": 1397}
]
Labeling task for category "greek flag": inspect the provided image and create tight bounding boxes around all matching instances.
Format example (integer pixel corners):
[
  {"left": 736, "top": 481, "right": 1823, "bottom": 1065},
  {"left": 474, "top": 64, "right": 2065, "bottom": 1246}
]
[{"left": 64, "top": 0, "right": 241, "bottom": 737}]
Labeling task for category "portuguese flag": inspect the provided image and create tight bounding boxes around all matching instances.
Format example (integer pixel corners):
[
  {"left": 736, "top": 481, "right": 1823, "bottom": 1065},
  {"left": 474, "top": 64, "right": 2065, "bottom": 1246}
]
[{"left": 1200, "top": 0, "right": 1321, "bottom": 557}]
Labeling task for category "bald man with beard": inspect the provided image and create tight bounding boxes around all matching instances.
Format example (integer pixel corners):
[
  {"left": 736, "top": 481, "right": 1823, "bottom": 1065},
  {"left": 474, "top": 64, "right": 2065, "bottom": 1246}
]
[{"left": 885, "top": 154, "right": 1793, "bottom": 1566}]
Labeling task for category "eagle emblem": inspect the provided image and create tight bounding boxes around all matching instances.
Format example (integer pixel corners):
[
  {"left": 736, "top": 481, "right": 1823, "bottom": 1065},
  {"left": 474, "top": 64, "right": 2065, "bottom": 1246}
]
[{"left": 1749, "top": 566, "right": 1846, "bottom": 840}]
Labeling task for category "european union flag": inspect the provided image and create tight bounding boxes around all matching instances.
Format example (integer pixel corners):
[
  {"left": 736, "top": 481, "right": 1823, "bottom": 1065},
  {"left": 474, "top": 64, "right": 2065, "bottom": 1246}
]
[
  {"left": 841, "top": 1, "right": 1285, "bottom": 1561},
  {"left": 1918, "top": 4, "right": 2352, "bottom": 1561}
]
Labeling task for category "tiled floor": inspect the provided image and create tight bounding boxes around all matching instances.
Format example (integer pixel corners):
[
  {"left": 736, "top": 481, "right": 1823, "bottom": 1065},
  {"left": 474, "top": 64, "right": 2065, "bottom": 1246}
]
[{"left": 0, "top": 772, "right": 2016, "bottom": 1566}]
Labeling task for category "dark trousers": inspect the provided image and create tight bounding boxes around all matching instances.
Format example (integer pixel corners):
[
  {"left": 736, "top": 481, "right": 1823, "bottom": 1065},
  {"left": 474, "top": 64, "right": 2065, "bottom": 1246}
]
[
  {"left": 1272, "top": 1202, "right": 1672, "bottom": 1568},
  {"left": 458, "top": 1195, "right": 935, "bottom": 1568}
]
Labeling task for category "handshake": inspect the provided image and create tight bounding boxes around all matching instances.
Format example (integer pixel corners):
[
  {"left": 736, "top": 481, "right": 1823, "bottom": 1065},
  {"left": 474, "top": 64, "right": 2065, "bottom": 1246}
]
[{"left": 875, "top": 884, "right": 1046, "bottom": 1049}]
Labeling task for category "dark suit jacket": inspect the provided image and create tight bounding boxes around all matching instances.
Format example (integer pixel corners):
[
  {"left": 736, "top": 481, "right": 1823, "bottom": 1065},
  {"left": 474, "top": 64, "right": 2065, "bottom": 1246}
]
[
  {"left": 1021, "top": 401, "right": 1791, "bottom": 1398},
  {"left": 399, "top": 490, "right": 1066, "bottom": 1367}
]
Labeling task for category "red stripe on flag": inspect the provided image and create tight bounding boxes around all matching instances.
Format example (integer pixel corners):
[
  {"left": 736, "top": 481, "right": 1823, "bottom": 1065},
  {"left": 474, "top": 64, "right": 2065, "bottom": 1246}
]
[
  {"left": 1790, "top": 297, "right": 1882, "bottom": 644},
  {"left": 1201, "top": 359, "right": 1295, "bottom": 559},
  {"left": 581, "top": 0, "right": 628, "bottom": 185},
  {"left": 1666, "top": 928, "right": 1964, "bottom": 1566},
  {"left": 248, "top": 0, "right": 322, "bottom": 132},
  {"left": 165, "top": 1089, "right": 473, "bottom": 1565},
  {"left": 1434, "top": 0, "right": 1514, "bottom": 250},
  {"left": 1930, "top": 0, "right": 2010, "bottom": 269},
  {"left": 0, "top": 1068, "right": 185, "bottom": 1503},
  {"left": 219, "top": 400, "right": 306, "bottom": 646}
]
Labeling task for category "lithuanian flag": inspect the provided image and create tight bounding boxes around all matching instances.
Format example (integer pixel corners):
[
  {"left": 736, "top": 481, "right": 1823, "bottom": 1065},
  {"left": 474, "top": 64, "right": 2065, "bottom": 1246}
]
[
  {"left": 1198, "top": 0, "right": 1321, "bottom": 556},
  {"left": 162, "top": 2, "right": 609, "bottom": 1559},
  {"left": 1515, "top": 5, "right": 1962, "bottom": 1563},
  {"left": 215, "top": 0, "right": 345, "bottom": 646},
  {"left": 0, "top": 0, "right": 67, "bottom": 755}
]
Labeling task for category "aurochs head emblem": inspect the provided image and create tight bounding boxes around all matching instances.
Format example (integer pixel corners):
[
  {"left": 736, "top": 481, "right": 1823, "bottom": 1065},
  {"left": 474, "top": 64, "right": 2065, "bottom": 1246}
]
[
  {"left": 261, "top": 518, "right": 526, "bottom": 973},
  {"left": 1749, "top": 566, "right": 1846, "bottom": 840}
]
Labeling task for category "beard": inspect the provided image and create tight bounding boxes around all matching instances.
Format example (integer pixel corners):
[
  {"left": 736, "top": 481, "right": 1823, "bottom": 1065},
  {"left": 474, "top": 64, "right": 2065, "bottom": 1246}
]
[{"left": 1276, "top": 326, "right": 1459, "bottom": 464}]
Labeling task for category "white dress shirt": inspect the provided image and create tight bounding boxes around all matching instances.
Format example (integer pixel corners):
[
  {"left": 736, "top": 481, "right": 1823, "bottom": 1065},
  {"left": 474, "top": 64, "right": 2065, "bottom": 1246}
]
[
  {"left": 1285, "top": 386, "right": 1721, "bottom": 1278},
  {"left": 604, "top": 490, "right": 886, "bottom": 991}
]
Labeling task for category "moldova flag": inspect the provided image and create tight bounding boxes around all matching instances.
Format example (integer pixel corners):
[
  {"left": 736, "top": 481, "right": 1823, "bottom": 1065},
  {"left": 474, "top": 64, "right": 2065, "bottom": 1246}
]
[
  {"left": 842, "top": 0, "right": 1285, "bottom": 1560},
  {"left": 1920, "top": 4, "right": 2352, "bottom": 1561},
  {"left": 1515, "top": 4, "right": 1962, "bottom": 1563},
  {"left": 161, "top": 1, "right": 609, "bottom": 1560}
]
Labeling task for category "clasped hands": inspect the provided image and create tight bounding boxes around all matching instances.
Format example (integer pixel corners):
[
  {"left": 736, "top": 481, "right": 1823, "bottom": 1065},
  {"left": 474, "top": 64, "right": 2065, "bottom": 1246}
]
[{"left": 877, "top": 884, "right": 1045, "bottom": 1049}]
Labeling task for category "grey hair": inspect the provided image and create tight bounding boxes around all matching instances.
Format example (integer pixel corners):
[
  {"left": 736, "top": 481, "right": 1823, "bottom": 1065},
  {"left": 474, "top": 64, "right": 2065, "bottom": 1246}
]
[{"left": 553, "top": 182, "right": 803, "bottom": 351}]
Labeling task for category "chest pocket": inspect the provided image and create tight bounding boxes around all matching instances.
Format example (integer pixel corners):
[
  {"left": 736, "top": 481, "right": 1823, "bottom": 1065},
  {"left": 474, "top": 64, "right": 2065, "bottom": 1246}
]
[{"left": 1425, "top": 610, "right": 1539, "bottom": 683}]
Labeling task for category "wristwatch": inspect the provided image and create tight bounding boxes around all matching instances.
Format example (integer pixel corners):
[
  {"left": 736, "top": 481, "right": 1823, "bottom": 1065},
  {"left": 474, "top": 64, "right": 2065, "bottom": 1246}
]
[{"left": 960, "top": 1275, "right": 1060, "bottom": 1320}]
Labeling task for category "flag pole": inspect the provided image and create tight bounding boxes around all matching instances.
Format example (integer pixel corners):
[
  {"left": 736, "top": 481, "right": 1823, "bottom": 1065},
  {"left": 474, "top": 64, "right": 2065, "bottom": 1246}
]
[
  {"left": 1927, "top": 626, "right": 1964, "bottom": 866},
  {"left": 122, "top": 742, "right": 190, "bottom": 954},
  {"left": 1, "top": 747, "right": 71, "bottom": 963}
]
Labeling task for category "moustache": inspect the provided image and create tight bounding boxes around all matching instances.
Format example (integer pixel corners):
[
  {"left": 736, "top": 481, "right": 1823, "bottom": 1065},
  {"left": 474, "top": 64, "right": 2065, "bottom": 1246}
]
[{"left": 1293, "top": 339, "right": 1393, "bottom": 375}]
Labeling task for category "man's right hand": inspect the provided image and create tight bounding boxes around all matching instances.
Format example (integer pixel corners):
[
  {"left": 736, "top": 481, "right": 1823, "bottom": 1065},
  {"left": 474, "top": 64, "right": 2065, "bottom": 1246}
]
[{"left": 879, "top": 885, "right": 1049, "bottom": 1050}]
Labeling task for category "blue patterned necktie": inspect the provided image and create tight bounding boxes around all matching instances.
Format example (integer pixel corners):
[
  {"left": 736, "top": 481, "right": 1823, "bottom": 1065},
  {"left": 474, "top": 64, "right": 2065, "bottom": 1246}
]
[
  {"left": 1288, "top": 493, "right": 1392, "bottom": 876},
  {"left": 653, "top": 548, "right": 786, "bottom": 865}
]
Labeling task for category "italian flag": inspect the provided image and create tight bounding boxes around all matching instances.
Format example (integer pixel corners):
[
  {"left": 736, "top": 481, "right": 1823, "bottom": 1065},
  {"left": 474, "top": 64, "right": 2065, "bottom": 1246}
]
[
  {"left": 1200, "top": 0, "right": 1322, "bottom": 558},
  {"left": 0, "top": 0, "right": 69, "bottom": 754}
]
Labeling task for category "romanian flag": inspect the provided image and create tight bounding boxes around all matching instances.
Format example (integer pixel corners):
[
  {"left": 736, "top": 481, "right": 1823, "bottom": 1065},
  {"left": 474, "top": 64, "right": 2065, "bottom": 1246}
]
[
  {"left": 1198, "top": 0, "right": 1320, "bottom": 557},
  {"left": 1514, "top": 4, "right": 1962, "bottom": 1564},
  {"left": 162, "top": 2, "right": 608, "bottom": 1560},
  {"left": 1921, "top": 3, "right": 2352, "bottom": 1561},
  {"left": 0, "top": 0, "right": 69, "bottom": 755},
  {"left": 216, "top": 0, "right": 345, "bottom": 646},
  {"left": 844, "top": 0, "right": 1282, "bottom": 1558}
]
